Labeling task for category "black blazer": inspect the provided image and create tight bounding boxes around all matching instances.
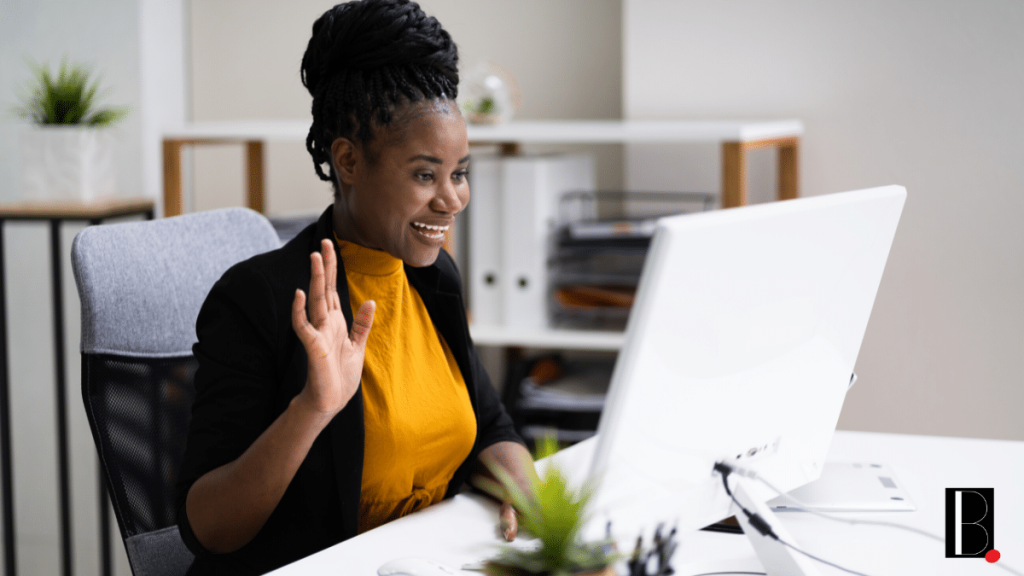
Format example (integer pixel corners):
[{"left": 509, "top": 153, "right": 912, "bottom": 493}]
[{"left": 176, "top": 207, "right": 520, "bottom": 575}]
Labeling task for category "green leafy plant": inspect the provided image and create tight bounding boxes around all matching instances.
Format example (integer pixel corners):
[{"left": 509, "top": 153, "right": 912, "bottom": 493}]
[
  {"left": 482, "top": 437, "right": 616, "bottom": 576},
  {"left": 473, "top": 96, "right": 497, "bottom": 116},
  {"left": 16, "top": 59, "right": 127, "bottom": 126},
  {"left": 462, "top": 96, "right": 501, "bottom": 123}
]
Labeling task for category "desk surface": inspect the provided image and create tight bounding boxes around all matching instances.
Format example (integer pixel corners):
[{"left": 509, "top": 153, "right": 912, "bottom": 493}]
[
  {"left": 267, "top": 431, "right": 1024, "bottom": 576},
  {"left": 163, "top": 119, "right": 803, "bottom": 144}
]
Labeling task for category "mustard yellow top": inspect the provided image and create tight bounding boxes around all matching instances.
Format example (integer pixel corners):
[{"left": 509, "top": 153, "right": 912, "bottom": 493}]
[{"left": 335, "top": 239, "right": 477, "bottom": 534}]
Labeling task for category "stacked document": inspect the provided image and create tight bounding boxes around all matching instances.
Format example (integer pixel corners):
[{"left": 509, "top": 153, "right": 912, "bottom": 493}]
[
  {"left": 550, "top": 191, "right": 715, "bottom": 330},
  {"left": 567, "top": 217, "right": 659, "bottom": 240},
  {"left": 517, "top": 362, "right": 611, "bottom": 412}
]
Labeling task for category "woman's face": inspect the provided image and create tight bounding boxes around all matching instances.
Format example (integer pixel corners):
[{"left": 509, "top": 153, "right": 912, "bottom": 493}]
[{"left": 331, "top": 100, "right": 470, "bottom": 267}]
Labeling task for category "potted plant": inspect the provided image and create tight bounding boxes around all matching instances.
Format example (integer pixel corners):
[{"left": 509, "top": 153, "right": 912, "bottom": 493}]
[
  {"left": 459, "top": 62, "right": 518, "bottom": 125},
  {"left": 480, "top": 437, "right": 617, "bottom": 576},
  {"left": 15, "top": 59, "right": 127, "bottom": 202}
]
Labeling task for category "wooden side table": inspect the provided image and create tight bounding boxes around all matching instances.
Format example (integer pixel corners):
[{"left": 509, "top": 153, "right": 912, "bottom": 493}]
[{"left": 0, "top": 197, "right": 154, "bottom": 576}]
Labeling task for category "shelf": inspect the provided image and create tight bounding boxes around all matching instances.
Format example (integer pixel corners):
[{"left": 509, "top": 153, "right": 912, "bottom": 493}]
[
  {"left": 466, "top": 119, "right": 803, "bottom": 144},
  {"left": 469, "top": 324, "right": 624, "bottom": 351},
  {"left": 162, "top": 118, "right": 801, "bottom": 217},
  {"left": 163, "top": 121, "right": 307, "bottom": 140},
  {"left": 163, "top": 119, "right": 803, "bottom": 144}
]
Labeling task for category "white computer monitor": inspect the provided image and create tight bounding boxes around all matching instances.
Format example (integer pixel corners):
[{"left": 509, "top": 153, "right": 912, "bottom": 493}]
[{"left": 573, "top": 186, "right": 906, "bottom": 557}]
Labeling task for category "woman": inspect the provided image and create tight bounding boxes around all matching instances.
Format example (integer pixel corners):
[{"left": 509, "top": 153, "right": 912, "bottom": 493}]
[{"left": 175, "top": 1, "right": 535, "bottom": 573}]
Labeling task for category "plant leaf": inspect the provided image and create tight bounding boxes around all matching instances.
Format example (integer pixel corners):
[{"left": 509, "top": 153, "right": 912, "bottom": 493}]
[
  {"left": 87, "top": 107, "right": 129, "bottom": 126},
  {"left": 483, "top": 434, "right": 613, "bottom": 575},
  {"left": 15, "top": 58, "right": 127, "bottom": 126}
]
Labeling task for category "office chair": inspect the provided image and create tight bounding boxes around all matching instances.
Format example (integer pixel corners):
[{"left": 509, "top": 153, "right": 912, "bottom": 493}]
[{"left": 71, "top": 208, "right": 281, "bottom": 576}]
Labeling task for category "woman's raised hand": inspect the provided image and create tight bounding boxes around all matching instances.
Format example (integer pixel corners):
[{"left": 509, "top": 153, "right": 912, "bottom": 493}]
[{"left": 291, "top": 239, "right": 375, "bottom": 417}]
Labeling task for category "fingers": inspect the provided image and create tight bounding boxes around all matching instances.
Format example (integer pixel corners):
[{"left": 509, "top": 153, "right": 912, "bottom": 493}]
[
  {"left": 291, "top": 289, "right": 317, "bottom": 345},
  {"left": 499, "top": 501, "right": 517, "bottom": 541},
  {"left": 321, "top": 239, "right": 340, "bottom": 311},
  {"left": 349, "top": 300, "right": 376, "bottom": 348},
  {"left": 307, "top": 251, "right": 329, "bottom": 325}
]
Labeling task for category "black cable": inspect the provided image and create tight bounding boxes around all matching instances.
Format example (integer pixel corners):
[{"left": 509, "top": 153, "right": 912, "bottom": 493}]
[
  {"left": 713, "top": 461, "right": 873, "bottom": 576},
  {"left": 712, "top": 462, "right": 777, "bottom": 540}
]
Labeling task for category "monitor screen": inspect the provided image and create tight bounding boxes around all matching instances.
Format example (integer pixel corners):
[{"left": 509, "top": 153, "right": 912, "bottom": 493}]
[{"left": 574, "top": 185, "right": 906, "bottom": 541}]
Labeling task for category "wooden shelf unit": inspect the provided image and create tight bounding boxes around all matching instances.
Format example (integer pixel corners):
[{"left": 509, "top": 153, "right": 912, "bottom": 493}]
[{"left": 161, "top": 118, "right": 803, "bottom": 217}]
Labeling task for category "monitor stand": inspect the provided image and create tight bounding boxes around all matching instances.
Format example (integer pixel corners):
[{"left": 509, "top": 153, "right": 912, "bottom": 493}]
[{"left": 731, "top": 479, "right": 823, "bottom": 576}]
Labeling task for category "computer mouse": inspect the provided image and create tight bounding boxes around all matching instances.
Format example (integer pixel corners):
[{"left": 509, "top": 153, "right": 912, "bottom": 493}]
[{"left": 377, "top": 557, "right": 460, "bottom": 576}]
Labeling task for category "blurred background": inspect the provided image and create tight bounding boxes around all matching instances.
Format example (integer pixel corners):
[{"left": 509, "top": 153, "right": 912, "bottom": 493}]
[{"left": 0, "top": 0, "right": 1022, "bottom": 574}]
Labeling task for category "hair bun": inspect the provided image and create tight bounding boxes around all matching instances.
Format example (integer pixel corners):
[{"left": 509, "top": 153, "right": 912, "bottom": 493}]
[{"left": 302, "top": 0, "right": 458, "bottom": 98}]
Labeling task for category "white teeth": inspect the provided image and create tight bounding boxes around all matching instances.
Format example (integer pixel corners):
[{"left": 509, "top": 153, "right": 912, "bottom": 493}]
[{"left": 412, "top": 222, "right": 449, "bottom": 231}]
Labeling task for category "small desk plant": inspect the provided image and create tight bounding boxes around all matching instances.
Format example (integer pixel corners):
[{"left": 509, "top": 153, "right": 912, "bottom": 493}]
[
  {"left": 459, "top": 62, "right": 516, "bottom": 125},
  {"left": 15, "top": 59, "right": 127, "bottom": 202},
  {"left": 479, "top": 436, "right": 617, "bottom": 576}
]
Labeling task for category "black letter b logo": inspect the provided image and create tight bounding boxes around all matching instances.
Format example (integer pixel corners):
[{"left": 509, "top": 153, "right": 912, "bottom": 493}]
[{"left": 945, "top": 488, "right": 994, "bottom": 558}]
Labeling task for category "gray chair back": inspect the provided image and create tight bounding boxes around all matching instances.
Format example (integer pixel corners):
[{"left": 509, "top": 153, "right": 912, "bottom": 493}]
[{"left": 71, "top": 208, "right": 281, "bottom": 576}]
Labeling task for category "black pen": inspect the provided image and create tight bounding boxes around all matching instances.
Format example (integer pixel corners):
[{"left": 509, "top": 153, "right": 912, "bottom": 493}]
[{"left": 628, "top": 535, "right": 643, "bottom": 576}]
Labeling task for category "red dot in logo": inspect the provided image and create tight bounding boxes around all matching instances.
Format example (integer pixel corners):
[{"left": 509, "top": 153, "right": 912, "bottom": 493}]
[{"left": 986, "top": 550, "right": 1001, "bottom": 563}]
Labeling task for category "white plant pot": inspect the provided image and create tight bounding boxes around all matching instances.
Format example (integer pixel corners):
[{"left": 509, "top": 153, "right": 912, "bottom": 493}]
[{"left": 19, "top": 126, "right": 117, "bottom": 202}]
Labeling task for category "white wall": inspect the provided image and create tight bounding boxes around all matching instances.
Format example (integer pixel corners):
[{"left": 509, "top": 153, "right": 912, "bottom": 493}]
[
  {"left": 187, "top": 0, "right": 623, "bottom": 217},
  {"left": 139, "top": 0, "right": 189, "bottom": 214},
  {"left": 624, "top": 0, "right": 1024, "bottom": 440}
]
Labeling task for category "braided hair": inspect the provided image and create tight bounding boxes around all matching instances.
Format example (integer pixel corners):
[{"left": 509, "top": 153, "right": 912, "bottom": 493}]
[{"left": 301, "top": 0, "right": 460, "bottom": 196}]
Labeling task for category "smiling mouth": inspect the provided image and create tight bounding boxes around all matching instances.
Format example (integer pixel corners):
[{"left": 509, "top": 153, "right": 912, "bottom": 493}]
[{"left": 411, "top": 221, "right": 448, "bottom": 240}]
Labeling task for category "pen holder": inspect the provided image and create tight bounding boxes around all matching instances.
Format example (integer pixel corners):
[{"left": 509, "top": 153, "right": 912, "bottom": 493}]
[{"left": 626, "top": 524, "right": 678, "bottom": 576}]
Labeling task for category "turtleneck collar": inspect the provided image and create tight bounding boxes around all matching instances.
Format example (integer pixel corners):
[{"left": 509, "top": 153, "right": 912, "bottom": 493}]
[{"left": 333, "top": 234, "right": 403, "bottom": 277}]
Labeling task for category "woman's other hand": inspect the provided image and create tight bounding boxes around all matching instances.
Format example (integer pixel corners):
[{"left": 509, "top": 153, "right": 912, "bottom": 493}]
[
  {"left": 292, "top": 238, "right": 375, "bottom": 417},
  {"left": 472, "top": 441, "right": 539, "bottom": 542},
  {"left": 499, "top": 501, "right": 518, "bottom": 541}
]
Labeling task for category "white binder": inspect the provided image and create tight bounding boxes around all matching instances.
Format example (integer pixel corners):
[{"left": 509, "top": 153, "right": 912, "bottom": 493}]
[
  {"left": 501, "top": 155, "right": 595, "bottom": 328},
  {"left": 467, "top": 156, "right": 504, "bottom": 326}
]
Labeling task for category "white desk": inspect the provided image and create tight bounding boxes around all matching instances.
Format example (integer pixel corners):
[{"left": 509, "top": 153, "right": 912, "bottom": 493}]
[{"left": 267, "top": 431, "right": 1024, "bottom": 576}]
